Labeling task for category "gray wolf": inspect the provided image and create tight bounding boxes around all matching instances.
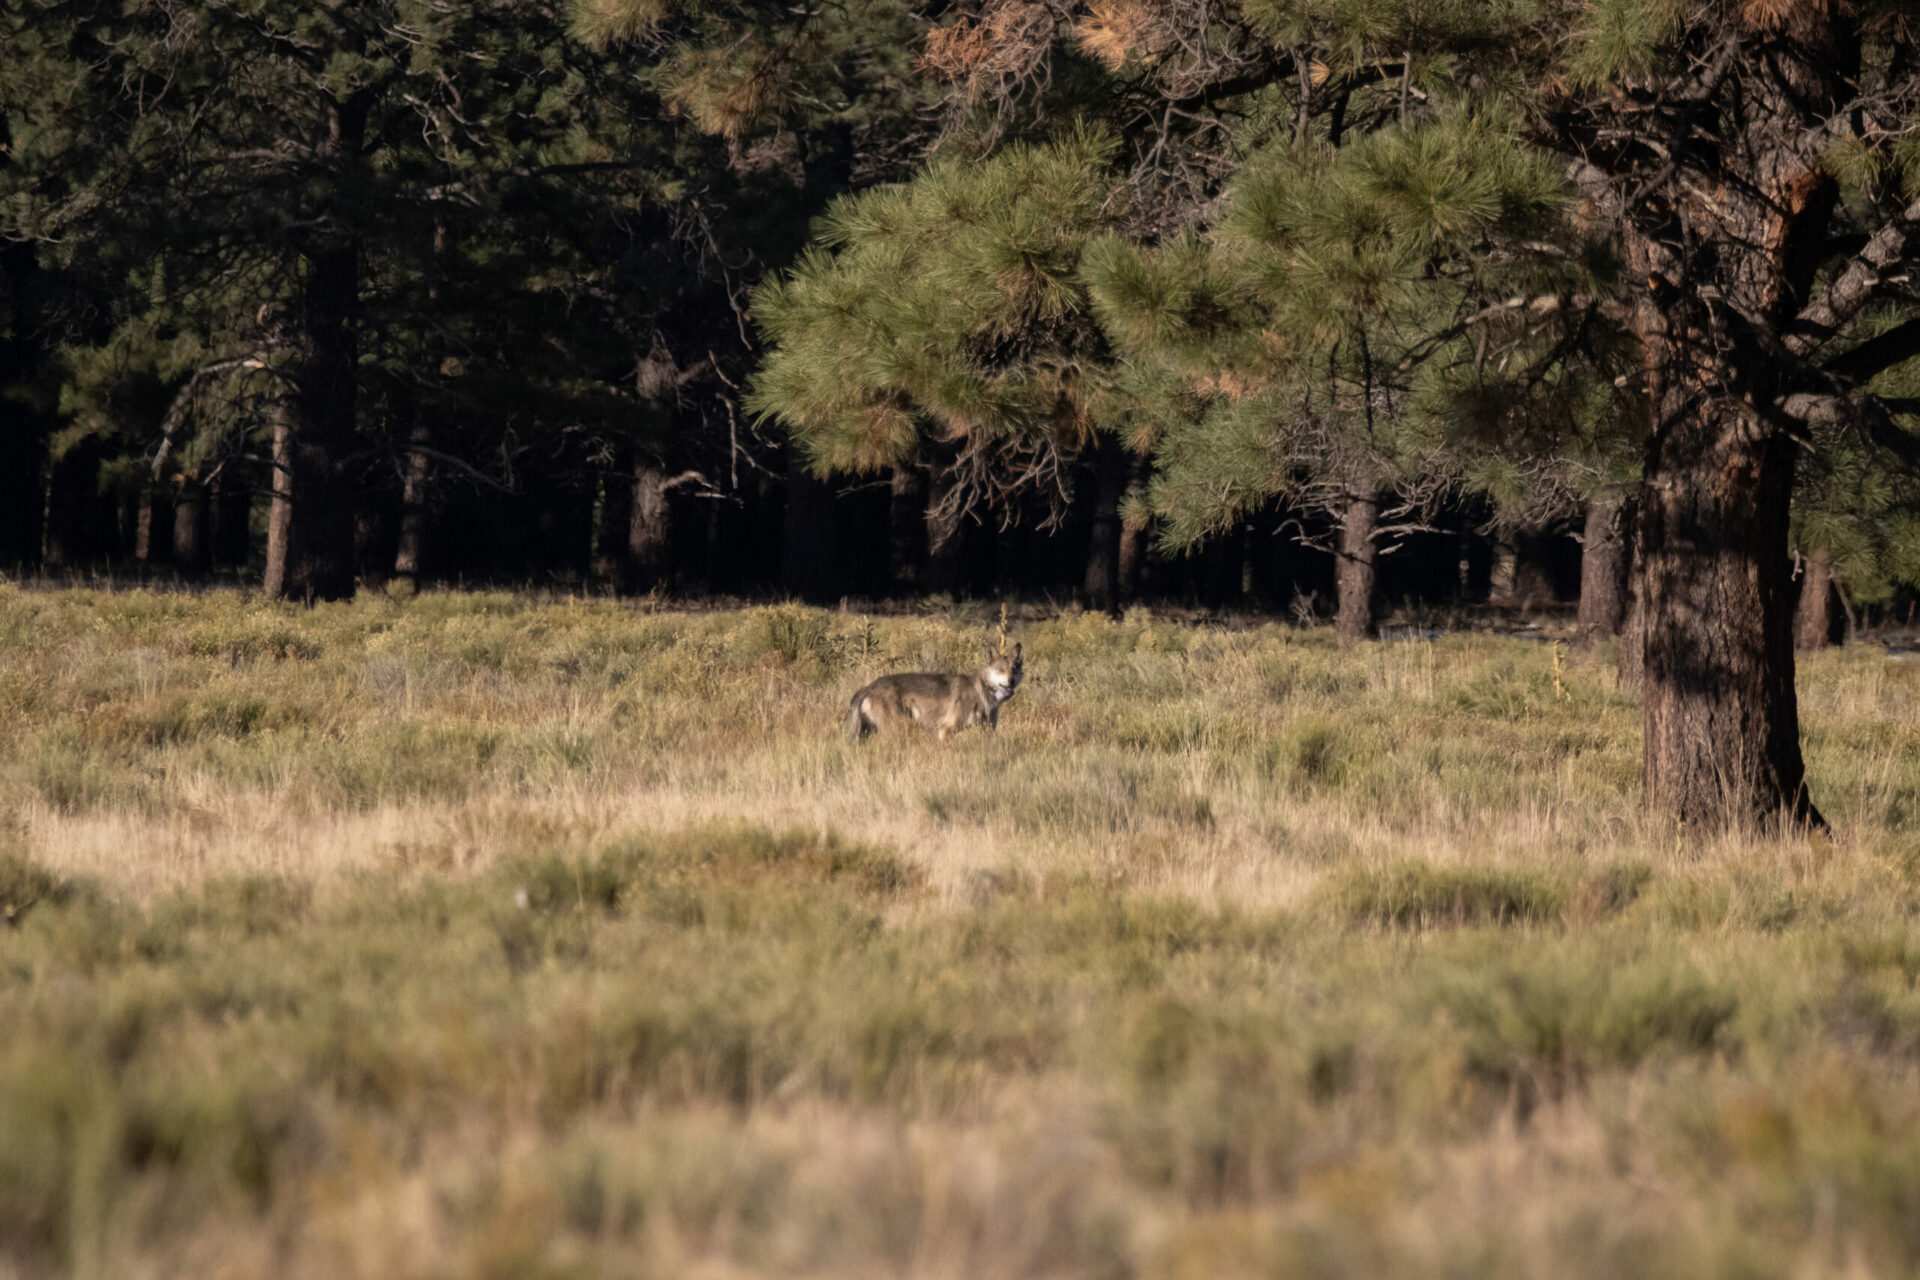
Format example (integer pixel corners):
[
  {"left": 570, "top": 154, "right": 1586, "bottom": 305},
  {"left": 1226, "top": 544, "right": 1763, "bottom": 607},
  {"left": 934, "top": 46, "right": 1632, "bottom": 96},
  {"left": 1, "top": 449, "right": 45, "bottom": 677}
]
[{"left": 847, "top": 643, "right": 1023, "bottom": 740}]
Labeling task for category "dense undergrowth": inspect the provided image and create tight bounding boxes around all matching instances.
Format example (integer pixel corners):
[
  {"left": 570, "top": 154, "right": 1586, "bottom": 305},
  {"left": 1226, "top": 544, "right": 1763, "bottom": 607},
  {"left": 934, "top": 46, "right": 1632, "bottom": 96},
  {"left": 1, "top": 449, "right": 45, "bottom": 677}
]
[{"left": 4, "top": 586, "right": 1920, "bottom": 1276}]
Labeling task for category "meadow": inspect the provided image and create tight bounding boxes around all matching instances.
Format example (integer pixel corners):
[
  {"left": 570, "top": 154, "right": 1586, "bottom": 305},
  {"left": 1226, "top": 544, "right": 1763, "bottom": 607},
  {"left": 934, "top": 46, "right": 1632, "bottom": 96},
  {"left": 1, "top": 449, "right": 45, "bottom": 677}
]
[{"left": 3, "top": 585, "right": 1920, "bottom": 1278}]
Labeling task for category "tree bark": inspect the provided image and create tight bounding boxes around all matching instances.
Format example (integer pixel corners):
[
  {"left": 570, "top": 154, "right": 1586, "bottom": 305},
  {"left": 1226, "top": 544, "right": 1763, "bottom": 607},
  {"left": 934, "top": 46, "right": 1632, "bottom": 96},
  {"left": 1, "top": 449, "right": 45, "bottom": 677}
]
[
  {"left": 263, "top": 404, "right": 295, "bottom": 599},
  {"left": 1334, "top": 492, "right": 1379, "bottom": 643},
  {"left": 1618, "top": 528, "right": 1645, "bottom": 693},
  {"left": 1577, "top": 494, "right": 1629, "bottom": 640},
  {"left": 1577, "top": 7, "right": 1861, "bottom": 830},
  {"left": 1794, "top": 548, "right": 1836, "bottom": 652},
  {"left": 628, "top": 456, "right": 673, "bottom": 595},
  {"left": 279, "top": 236, "right": 361, "bottom": 602},
  {"left": 1082, "top": 436, "right": 1128, "bottom": 614},
  {"left": 132, "top": 490, "right": 158, "bottom": 564},
  {"left": 393, "top": 421, "right": 434, "bottom": 588},
  {"left": 1488, "top": 534, "right": 1517, "bottom": 607},
  {"left": 354, "top": 502, "right": 390, "bottom": 589},
  {"left": 1640, "top": 405, "right": 1818, "bottom": 828},
  {"left": 268, "top": 93, "right": 368, "bottom": 603},
  {"left": 590, "top": 438, "right": 634, "bottom": 593},
  {"left": 1118, "top": 455, "right": 1150, "bottom": 608},
  {"left": 172, "top": 481, "right": 208, "bottom": 578}
]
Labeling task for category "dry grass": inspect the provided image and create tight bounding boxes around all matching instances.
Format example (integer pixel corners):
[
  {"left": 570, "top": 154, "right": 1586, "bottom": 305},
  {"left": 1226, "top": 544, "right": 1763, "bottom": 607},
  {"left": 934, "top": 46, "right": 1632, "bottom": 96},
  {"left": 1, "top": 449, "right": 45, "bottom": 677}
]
[{"left": 4, "top": 585, "right": 1920, "bottom": 1277}]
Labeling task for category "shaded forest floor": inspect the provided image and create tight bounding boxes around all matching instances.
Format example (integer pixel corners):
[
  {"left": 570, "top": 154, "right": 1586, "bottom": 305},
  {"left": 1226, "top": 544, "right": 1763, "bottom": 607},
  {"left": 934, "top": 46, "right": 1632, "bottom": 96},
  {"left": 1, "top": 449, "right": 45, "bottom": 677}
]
[{"left": 5, "top": 587, "right": 1920, "bottom": 1277}]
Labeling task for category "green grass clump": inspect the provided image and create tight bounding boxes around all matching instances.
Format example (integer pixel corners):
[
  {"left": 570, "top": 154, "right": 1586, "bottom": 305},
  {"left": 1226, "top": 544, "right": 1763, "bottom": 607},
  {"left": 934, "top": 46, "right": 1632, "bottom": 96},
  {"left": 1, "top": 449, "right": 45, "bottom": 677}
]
[{"left": 1331, "top": 862, "right": 1566, "bottom": 928}]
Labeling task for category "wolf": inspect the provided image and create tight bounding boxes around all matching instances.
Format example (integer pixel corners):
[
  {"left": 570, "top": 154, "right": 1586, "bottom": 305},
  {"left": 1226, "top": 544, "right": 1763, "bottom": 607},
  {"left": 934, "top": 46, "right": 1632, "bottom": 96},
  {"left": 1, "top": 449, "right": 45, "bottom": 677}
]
[{"left": 846, "top": 642, "right": 1023, "bottom": 741}]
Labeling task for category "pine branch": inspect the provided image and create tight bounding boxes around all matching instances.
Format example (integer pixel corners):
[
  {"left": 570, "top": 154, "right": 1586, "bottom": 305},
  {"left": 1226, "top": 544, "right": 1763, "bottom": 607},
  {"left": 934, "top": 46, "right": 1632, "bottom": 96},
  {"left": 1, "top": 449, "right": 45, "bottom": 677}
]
[
  {"left": 1822, "top": 316, "right": 1920, "bottom": 384},
  {"left": 1781, "top": 393, "right": 1920, "bottom": 467},
  {"left": 1787, "top": 193, "right": 1920, "bottom": 358}
]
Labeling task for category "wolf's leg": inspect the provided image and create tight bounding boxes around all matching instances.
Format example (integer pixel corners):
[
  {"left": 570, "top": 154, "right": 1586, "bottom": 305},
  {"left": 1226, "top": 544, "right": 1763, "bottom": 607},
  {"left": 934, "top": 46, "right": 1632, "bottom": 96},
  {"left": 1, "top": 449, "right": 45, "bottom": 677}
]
[{"left": 848, "top": 695, "right": 874, "bottom": 741}]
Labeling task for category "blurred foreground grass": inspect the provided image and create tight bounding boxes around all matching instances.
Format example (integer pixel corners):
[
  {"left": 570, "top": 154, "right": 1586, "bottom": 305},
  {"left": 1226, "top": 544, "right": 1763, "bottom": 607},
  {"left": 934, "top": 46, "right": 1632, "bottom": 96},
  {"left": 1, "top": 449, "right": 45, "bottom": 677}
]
[{"left": 4, "top": 586, "right": 1920, "bottom": 1277}]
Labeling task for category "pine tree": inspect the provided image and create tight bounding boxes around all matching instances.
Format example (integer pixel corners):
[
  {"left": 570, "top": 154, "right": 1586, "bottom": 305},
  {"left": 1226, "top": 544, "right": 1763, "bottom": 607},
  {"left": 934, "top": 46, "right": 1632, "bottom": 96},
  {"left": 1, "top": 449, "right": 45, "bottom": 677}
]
[
  {"left": 746, "top": 129, "right": 1142, "bottom": 607},
  {"left": 1087, "top": 106, "right": 1577, "bottom": 640},
  {"left": 2, "top": 0, "right": 675, "bottom": 599},
  {"left": 1098, "top": 0, "right": 1920, "bottom": 827},
  {"left": 1515, "top": 0, "right": 1920, "bottom": 828}
]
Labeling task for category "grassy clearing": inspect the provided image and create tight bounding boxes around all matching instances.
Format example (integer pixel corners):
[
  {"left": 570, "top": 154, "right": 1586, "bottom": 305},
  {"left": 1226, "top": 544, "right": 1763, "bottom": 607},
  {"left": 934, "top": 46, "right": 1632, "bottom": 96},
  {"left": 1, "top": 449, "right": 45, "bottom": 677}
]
[{"left": 4, "top": 586, "right": 1920, "bottom": 1276}]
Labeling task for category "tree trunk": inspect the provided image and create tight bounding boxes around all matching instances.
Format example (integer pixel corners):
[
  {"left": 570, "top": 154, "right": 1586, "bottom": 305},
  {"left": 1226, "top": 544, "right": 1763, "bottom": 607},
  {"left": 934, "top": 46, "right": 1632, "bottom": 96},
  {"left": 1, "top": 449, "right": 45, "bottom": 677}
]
[
  {"left": 279, "top": 236, "right": 361, "bottom": 602},
  {"left": 393, "top": 421, "right": 433, "bottom": 588},
  {"left": 43, "top": 441, "right": 113, "bottom": 570},
  {"left": 629, "top": 456, "right": 673, "bottom": 594},
  {"left": 268, "top": 94, "right": 367, "bottom": 603},
  {"left": 263, "top": 404, "right": 295, "bottom": 599},
  {"left": 1117, "top": 451, "right": 1151, "bottom": 605},
  {"left": 590, "top": 438, "right": 634, "bottom": 593},
  {"left": 172, "top": 482, "right": 208, "bottom": 578},
  {"left": 1794, "top": 548, "right": 1835, "bottom": 652},
  {"left": 1334, "top": 492, "right": 1379, "bottom": 643},
  {"left": 1488, "top": 535, "right": 1517, "bottom": 607},
  {"left": 1082, "top": 437, "right": 1128, "bottom": 614},
  {"left": 1640, "top": 406, "right": 1818, "bottom": 828},
  {"left": 888, "top": 463, "right": 926, "bottom": 594},
  {"left": 354, "top": 503, "right": 390, "bottom": 589},
  {"left": 1618, "top": 531, "right": 1645, "bottom": 693},
  {"left": 1576, "top": 494, "right": 1629, "bottom": 640},
  {"left": 133, "top": 490, "right": 158, "bottom": 564}
]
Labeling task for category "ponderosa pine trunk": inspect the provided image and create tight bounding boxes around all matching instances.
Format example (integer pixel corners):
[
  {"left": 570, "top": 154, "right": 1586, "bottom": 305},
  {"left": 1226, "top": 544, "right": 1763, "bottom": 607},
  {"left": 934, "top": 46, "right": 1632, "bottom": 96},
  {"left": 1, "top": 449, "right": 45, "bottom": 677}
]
[
  {"left": 172, "top": 481, "right": 208, "bottom": 578},
  {"left": 1639, "top": 400, "right": 1817, "bottom": 828},
  {"left": 590, "top": 438, "right": 634, "bottom": 593},
  {"left": 1083, "top": 437, "right": 1128, "bottom": 614},
  {"left": 1794, "top": 549, "right": 1835, "bottom": 652},
  {"left": 629, "top": 456, "right": 672, "bottom": 594},
  {"left": 354, "top": 503, "right": 390, "bottom": 588},
  {"left": 269, "top": 92, "right": 367, "bottom": 603},
  {"left": 132, "top": 490, "right": 159, "bottom": 564},
  {"left": 280, "top": 237, "right": 361, "bottom": 602},
  {"left": 1118, "top": 452, "right": 1150, "bottom": 606},
  {"left": 263, "top": 404, "right": 295, "bottom": 599},
  {"left": 393, "top": 421, "right": 433, "bottom": 588},
  {"left": 1577, "top": 494, "right": 1628, "bottom": 641},
  {"left": 1334, "top": 492, "right": 1378, "bottom": 643},
  {"left": 1618, "top": 529, "right": 1645, "bottom": 693},
  {"left": 1488, "top": 534, "right": 1517, "bottom": 607},
  {"left": 1576, "top": 4, "right": 1872, "bottom": 830}
]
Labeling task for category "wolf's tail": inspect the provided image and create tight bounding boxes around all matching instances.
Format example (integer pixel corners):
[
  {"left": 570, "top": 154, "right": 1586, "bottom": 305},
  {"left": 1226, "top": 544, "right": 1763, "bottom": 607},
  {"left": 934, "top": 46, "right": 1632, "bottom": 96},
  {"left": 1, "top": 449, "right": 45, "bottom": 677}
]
[{"left": 847, "top": 692, "right": 871, "bottom": 741}]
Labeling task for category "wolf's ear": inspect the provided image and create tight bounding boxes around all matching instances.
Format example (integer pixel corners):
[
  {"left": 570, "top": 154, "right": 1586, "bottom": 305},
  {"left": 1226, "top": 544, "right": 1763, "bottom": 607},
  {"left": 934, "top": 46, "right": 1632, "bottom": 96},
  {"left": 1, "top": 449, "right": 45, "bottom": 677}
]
[{"left": 986, "top": 639, "right": 998, "bottom": 662}]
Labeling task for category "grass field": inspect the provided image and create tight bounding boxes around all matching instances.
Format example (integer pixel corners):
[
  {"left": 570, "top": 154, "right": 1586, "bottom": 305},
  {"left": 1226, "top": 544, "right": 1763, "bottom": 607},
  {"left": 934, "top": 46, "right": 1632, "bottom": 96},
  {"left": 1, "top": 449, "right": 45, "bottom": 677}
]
[{"left": 4, "top": 585, "right": 1920, "bottom": 1278}]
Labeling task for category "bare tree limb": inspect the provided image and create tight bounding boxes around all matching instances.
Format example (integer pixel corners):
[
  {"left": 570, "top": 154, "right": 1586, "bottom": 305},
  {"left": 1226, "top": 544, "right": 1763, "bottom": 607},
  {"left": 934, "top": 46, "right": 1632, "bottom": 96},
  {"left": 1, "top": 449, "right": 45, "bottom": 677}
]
[{"left": 1787, "top": 194, "right": 1920, "bottom": 358}]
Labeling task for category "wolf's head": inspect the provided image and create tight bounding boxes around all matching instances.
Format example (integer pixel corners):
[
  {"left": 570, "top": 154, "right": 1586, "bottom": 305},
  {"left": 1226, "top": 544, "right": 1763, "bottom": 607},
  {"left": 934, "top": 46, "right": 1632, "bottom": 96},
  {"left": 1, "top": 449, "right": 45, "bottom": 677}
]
[{"left": 981, "top": 641, "right": 1023, "bottom": 703}]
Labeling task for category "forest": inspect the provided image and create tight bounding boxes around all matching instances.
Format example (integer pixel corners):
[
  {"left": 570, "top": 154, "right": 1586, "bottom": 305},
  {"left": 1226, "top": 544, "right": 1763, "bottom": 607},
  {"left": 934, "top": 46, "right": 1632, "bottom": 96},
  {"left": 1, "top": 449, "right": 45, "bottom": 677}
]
[{"left": 5, "top": 0, "right": 1920, "bottom": 834}]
